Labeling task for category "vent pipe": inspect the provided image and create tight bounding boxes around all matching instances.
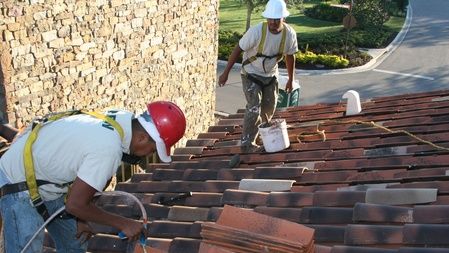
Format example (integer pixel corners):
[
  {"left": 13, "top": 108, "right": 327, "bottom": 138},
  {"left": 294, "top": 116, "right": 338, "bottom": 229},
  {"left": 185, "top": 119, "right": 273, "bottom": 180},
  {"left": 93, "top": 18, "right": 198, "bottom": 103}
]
[{"left": 342, "top": 90, "right": 361, "bottom": 115}]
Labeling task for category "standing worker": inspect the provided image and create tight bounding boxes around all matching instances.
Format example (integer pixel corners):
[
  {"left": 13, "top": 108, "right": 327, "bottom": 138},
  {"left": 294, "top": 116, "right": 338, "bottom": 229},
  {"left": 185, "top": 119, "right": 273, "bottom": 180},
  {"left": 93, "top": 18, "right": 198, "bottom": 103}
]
[
  {"left": 0, "top": 101, "right": 186, "bottom": 252},
  {"left": 218, "top": 0, "right": 298, "bottom": 152}
]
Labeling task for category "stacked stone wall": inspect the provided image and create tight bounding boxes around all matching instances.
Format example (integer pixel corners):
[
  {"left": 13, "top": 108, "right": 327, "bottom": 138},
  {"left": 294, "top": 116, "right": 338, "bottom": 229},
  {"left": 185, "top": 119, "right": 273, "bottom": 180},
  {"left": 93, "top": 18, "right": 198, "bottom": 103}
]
[{"left": 0, "top": 0, "right": 218, "bottom": 146}]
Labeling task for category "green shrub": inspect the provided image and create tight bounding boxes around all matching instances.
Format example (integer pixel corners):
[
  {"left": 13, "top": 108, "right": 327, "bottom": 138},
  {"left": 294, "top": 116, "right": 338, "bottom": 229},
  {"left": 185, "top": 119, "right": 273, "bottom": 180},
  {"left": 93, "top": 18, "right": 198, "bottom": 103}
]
[
  {"left": 352, "top": 0, "right": 389, "bottom": 29},
  {"left": 295, "top": 51, "right": 350, "bottom": 68},
  {"left": 304, "top": 3, "right": 349, "bottom": 23}
]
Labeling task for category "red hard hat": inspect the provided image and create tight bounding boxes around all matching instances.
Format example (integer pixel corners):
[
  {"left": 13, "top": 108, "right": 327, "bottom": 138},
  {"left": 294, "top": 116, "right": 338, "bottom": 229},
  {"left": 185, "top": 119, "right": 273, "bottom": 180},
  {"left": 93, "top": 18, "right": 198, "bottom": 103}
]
[{"left": 137, "top": 101, "right": 186, "bottom": 162}]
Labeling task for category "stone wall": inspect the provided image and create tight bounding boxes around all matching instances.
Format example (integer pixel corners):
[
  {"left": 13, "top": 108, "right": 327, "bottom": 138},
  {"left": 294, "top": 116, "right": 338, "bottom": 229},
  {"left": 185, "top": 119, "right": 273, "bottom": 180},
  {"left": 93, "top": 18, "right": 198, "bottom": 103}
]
[{"left": 0, "top": 0, "right": 218, "bottom": 146}]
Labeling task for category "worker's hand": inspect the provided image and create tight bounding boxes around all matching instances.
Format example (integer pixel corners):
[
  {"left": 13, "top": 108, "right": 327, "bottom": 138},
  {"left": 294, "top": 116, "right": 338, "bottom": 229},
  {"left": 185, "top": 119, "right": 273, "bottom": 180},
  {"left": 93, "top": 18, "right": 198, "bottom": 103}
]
[
  {"left": 121, "top": 219, "right": 147, "bottom": 241},
  {"left": 218, "top": 73, "right": 228, "bottom": 87},
  {"left": 76, "top": 219, "right": 95, "bottom": 244},
  {"left": 285, "top": 79, "right": 293, "bottom": 94}
]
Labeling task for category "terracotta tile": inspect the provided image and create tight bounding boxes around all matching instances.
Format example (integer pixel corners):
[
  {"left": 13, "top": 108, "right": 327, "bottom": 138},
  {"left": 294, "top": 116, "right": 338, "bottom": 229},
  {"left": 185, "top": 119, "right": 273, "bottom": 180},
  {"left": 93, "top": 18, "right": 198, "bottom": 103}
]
[
  {"left": 403, "top": 224, "right": 449, "bottom": 246},
  {"left": 221, "top": 189, "right": 269, "bottom": 206},
  {"left": 169, "top": 160, "right": 232, "bottom": 170},
  {"left": 315, "top": 244, "right": 332, "bottom": 253},
  {"left": 208, "top": 125, "right": 239, "bottom": 133},
  {"left": 414, "top": 205, "right": 449, "bottom": 223},
  {"left": 307, "top": 225, "right": 346, "bottom": 243},
  {"left": 238, "top": 179, "right": 295, "bottom": 192},
  {"left": 174, "top": 147, "right": 206, "bottom": 155},
  {"left": 167, "top": 205, "right": 210, "bottom": 222},
  {"left": 179, "top": 181, "right": 240, "bottom": 193},
  {"left": 115, "top": 182, "right": 139, "bottom": 192},
  {"left": 171, "top": 154, "right": 194, "bottom": 161},
  {"left": 207, "top": 207, "right": 224, "bottom": 221},
  {"left": 168, "top": 238, "right": 201, "bottom": 253},
  {"left": 267, "top": 192, "right": 313, "bottom": 207},
  {"left": 388, "top": 181, "right": 449, "bottom": 194},
  {"left": 398, "top": 247, "right": 449, "bottom": 253},
  {"left": 134, "top": 245, "right": 167, "bottom": 253},
  {"left": 213, "top": 140, "right": 241, "bottom": 147},
  {"left": 146, "top": 237, "right": 173, "bottom": 252},
  {"left": 433, "top": 195, "right": 449, "bottom": 205},
  {"left": 217, "top": 205, "right": 314, "bottom": 246},
  {"left": 344, "top": 224, "right": 403, "bottom": 245},
  {"left": 182, "top": 169, "right": 219, "bottom": 181},
  {"left": 365, "top": 188, "right": 438, "bottom": 205},
  {"left": 130, "top": 173, "right": 153, "bottom": 182},
  {"left": 198, "top": 132, "right": 229, "bottom": 139},
  {"left": 216, "top": 118, "right": 243, "bottom": 126},
  {"left": 201, "top": 222, "right": 312, "bottom": 252},
  {"left": 254, "top": 206, "right": 302, "bottom": 222},
  {"left": 217, "top": 169, "right": 255, "bottom": 180},
  {"left": 198, "top": 242, "right": 236, "bottom": 253},
  {"left": 145, "top": 204, "right": 170, "bottom": 220},
  {"left": 348, "top": 170, "right": 407, "bottom": 184},
  {"left": 300, "top": 171, "right": 356, "bottom": 184},
  {"left": 152, "top": 169, "right": 184, "bottom": 181},
  {"left": 330, "top": 245, "right": 397, "bottom": 253},
  {"left": 148, "top": 220, "right": 202, "bottom": 238},
  {"left": 186, "top": 139, "right": 218, "bottom": 147},
  {"left": 291, "top": 184, "right": 349, "bottom": 193},
  {"left": 313, "top": 191, "right": 366, "bottom": 207},
  {"left": 299, "top": 207, "right": 354, "bottom": 224},
  {"left": 353, "top": 203, "right": 413, "bottom": 224},
  {"left": 253, "top": 167, "right": 306, "bottom": 179}
]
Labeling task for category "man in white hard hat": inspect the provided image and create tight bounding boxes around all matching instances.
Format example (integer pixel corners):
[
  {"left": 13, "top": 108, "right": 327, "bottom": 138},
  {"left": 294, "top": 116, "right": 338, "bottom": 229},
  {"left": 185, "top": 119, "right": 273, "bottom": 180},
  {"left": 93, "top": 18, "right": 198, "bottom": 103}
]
[
  {"left": 218, "top": 0, "right": 298, "bottom": 152},
  {"left": 0, "top": 102, "right": 186, "bottom": 252}
]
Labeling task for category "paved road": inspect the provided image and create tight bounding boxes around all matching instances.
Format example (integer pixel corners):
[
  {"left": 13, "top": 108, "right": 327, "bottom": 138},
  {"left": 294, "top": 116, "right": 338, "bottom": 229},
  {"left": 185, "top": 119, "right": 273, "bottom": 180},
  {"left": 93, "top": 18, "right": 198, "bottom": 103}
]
[{"left": 215, "top": 0, "right": 449, "bottom": 114}]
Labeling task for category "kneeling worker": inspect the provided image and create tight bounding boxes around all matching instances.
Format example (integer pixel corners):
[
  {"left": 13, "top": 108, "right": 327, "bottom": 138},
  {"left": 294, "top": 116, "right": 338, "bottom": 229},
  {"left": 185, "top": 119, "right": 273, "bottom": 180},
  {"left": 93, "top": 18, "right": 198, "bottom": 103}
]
[{"left": 0, "top": 101, "right": 186, "bottom": 252}]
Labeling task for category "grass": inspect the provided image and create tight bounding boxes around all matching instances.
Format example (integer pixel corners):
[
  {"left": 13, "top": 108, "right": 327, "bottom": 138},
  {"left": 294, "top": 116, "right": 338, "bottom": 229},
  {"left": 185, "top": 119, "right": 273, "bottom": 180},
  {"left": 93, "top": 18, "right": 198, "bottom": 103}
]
[
  {"left": 219, "top": 0, "right": 405, "bottom": 36},
  {"left": 219, "top": 0, "right": 342, "bottom": 34}
]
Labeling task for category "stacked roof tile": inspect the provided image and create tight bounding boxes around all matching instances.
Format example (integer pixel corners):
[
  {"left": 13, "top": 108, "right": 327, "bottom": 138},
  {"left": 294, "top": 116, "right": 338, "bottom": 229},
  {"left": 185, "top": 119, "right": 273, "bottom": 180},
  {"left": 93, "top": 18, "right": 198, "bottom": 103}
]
[{"left": 42, "top": 89, "right": 449, "bottom": 252}]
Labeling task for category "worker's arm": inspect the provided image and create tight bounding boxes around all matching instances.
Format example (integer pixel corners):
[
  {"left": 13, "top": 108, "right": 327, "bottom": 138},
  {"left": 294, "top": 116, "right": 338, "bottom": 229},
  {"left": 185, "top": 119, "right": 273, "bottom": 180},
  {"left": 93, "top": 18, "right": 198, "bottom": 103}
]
[
  {"left": 218, "top": 44, "right": 243, "bottom": 87},
  {"left": 284, "top": 54, "right": 296, "bottom": 93},
  {"left": 65, "top": 177, "right": 145, "bottom": 241},
  {"left": 0, "top": 124, "right": 18, "bottom": 142}
]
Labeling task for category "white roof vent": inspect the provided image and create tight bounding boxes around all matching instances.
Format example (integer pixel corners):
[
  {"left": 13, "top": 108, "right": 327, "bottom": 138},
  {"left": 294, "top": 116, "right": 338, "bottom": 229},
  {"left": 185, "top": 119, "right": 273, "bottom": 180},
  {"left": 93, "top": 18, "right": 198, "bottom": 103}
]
[{"left": 342, "top": 90, "right": 362, "bottom": 115}]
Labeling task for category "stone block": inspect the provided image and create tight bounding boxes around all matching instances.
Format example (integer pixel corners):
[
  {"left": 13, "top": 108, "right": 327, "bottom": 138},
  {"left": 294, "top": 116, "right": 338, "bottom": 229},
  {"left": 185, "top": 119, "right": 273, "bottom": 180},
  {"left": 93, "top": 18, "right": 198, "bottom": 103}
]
[
  {"left": 48, "top": 38, "right": 65, "bottom": 48},
  {"left": 41, "top": 30, "right": 58, "bottom": 42}
]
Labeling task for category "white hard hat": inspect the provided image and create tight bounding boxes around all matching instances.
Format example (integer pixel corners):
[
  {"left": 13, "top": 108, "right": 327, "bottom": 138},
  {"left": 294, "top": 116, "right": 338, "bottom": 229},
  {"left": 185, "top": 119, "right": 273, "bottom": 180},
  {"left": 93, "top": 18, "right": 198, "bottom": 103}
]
[{"left": 262, "top": 0, "right": 290, "bottom": 19}]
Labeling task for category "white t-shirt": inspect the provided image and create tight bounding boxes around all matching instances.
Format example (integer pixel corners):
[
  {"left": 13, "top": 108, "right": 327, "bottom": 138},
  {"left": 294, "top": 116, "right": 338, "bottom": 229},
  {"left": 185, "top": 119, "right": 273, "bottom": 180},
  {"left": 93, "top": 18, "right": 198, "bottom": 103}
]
[
  {"left": 0, "top": 110, "right": 133, "bottom": 200},
  {"left": 239, "top": 22, "right": 298, "bottom": 77}
]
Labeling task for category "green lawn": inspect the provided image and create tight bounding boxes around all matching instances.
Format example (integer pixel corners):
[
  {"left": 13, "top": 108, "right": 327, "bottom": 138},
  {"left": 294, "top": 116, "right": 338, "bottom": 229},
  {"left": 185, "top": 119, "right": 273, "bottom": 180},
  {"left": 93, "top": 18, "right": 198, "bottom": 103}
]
[
  {"left": 219, "top": 0, "right": 405, "bottom": 35},
  {"left": 219, "top": 0, "right": 342, "bottom": 34}
]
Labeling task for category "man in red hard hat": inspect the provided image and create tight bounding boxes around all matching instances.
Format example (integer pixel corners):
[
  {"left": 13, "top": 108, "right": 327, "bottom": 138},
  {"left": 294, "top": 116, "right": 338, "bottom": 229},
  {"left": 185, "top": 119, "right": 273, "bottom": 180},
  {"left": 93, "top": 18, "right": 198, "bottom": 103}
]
[{"left": 0, "top": 101, "right": 186, "bottom": 252}]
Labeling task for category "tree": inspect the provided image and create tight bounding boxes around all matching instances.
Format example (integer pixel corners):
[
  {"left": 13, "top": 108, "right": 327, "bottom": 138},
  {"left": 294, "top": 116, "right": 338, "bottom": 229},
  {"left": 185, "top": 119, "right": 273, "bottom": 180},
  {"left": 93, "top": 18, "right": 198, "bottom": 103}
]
[{"left": 352, "top": 0, "right": 389, "bottom": 29}]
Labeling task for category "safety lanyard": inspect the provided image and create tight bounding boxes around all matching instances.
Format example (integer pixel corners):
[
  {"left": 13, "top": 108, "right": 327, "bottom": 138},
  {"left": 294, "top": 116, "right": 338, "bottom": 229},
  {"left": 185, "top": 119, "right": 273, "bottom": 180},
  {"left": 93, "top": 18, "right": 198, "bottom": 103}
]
[{"left": 23, "top": 110, "right": 124, "bottom": 219}]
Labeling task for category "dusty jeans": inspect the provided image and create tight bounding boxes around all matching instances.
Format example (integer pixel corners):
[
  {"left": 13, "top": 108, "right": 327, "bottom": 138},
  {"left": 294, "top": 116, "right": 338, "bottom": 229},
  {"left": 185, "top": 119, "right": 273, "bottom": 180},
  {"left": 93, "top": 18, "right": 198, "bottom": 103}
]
[
  {"left": 240, "top": 73, "right": 278, "bottom": 146},
  {"left": 0, "top": 171, "right": 87, "bottom": 253}
]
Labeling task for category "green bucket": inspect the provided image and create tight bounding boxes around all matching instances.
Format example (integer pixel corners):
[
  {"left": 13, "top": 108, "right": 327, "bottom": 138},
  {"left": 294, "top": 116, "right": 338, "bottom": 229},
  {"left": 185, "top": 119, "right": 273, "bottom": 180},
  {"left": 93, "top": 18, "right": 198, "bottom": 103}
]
[{"left": 277, "top": 76, "right": 300, "bottom": 108}]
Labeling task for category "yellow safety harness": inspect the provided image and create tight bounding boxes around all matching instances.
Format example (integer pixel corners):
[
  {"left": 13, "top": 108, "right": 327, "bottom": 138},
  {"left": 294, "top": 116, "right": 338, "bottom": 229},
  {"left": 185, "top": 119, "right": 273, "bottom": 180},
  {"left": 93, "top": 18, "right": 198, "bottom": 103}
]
[
  {"left": 23, "top": 110, "right": 124, "bottom": 219},
  {"left": 242, "top": 22, "right": 287, "bottom": 73}
]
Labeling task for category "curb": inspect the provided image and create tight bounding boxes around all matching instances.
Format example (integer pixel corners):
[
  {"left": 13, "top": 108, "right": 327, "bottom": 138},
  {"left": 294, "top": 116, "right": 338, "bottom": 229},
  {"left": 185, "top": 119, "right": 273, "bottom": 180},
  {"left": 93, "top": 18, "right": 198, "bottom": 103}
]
[{"left": 217, "top": 4, "right": 413, "bottom": 77}]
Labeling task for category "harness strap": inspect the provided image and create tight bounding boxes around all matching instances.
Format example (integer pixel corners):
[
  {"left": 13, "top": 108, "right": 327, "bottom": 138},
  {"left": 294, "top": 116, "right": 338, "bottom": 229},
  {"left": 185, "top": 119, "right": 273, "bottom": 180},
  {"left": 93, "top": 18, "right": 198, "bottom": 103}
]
[
  {"left": 23, "top": 110, "right": 124, "bottom": 219},
  {"left": 242, "top": 22, "right": 287, "bottom": 73}
]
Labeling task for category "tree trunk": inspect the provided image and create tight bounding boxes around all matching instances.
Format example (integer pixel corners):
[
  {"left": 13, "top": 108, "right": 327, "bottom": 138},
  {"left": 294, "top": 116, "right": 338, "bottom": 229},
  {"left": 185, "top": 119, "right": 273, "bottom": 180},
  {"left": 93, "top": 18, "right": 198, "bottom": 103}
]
[{"left": 245, "top": 1, "right": 254, "bottom": 32}]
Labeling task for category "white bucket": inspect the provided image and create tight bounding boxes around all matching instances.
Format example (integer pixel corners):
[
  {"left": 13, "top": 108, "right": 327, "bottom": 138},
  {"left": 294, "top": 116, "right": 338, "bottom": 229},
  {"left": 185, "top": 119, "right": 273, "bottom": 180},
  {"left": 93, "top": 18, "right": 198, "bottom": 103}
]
[{"left": 258, "top": 119, "right": 290, "bottom": 152}]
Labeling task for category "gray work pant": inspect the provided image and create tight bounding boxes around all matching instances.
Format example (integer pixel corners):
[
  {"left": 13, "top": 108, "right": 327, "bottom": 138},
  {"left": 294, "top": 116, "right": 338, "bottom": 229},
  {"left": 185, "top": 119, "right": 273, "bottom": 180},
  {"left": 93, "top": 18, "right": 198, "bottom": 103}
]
[{"left": 240, "top": 73, "right": 278, "bottom": 146}]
